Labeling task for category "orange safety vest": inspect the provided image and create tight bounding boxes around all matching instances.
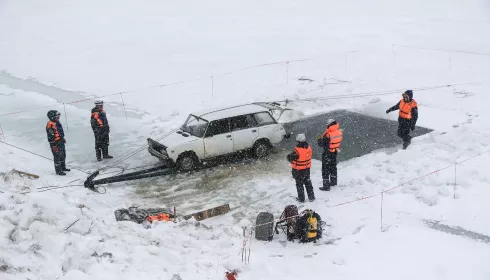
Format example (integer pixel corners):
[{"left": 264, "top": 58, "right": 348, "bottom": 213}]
[
  {"left": 91, "top": 112, "right": 104, "bottom": 127},
  {"left": 46, "top": 121, "right": 61, "bottom": 141},
  {"left": 291, "top": 146, "right": 312, "bottom": 170},
  {"left": 322, "top": 123, "right": 343, "bottom": 152},
  {"left": 146, "top": 213, "right": 171, "bottom": 223},
  {"left": 399, "top": 99, "right": 417, "bottom": 119}
]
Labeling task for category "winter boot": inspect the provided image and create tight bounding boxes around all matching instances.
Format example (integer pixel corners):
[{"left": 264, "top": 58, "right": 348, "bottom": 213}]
[
  {"left": 96, "top": 149, "right": 102, "bottom": 161},
  {"left": 319, "top": 180, "right": 331, "bottom": 191},
  {"left": 402, "top": 139, "right": 410, "bottom": 149},
  {"left": 295, "top": 197, "right": 305, "bottom": 203},
  {"left": 61, "top": 162, "right": 70, "bottom": 172},
  {"left": 102, "top": 147, "right": 113, "bottom": 159},
  {"left": 55, "top": 163, "right": 65, "bottom": 176}
]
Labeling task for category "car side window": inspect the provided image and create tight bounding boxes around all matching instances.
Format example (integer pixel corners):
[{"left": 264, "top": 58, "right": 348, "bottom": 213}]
[
  {"left": 230, "top": 114, "right": 257, "bottom": 131},
  {"left": 253, "top": 112, "right": 276, "bottom": 126},
  {"left": 205, "top": 118, "right": 230, "bottom": 137}
]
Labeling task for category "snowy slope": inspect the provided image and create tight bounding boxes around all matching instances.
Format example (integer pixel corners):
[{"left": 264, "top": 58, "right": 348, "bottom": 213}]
[{"left": 1, "top": 0, "right": 490, "bottom": 279}]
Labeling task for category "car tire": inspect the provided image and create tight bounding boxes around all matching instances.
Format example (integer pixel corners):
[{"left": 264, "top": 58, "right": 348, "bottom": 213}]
[
  {"left": 253, "top": 140, "right": 271, "bottom": 158},
  {"left": 176, "top": 153, "right": 197, "bottom": 172}
]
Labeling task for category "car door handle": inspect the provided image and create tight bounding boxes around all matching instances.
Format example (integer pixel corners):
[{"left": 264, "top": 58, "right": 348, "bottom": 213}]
[
  {"left": 226, "top": 135, "right": 232, "bottom": 138},
  {"left": 252, "top": 130, "right": 257, "bottom": 133}
]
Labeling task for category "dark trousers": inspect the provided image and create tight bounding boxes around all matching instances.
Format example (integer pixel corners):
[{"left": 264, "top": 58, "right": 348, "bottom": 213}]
[
  {"left": 51, "top": 143, "right": 66, "bottom": 173},
  {"left": 397, "top": 118, "right": 412, "bottom": 143},
  {"left": 322, "top": 151, "right": 337, "bottom": 187},
  {"left": 95, "top": 133, "right": 110, "bottom": 159},
  {"left": 292, "top": 168, "right": 315, "bottom": 201}
]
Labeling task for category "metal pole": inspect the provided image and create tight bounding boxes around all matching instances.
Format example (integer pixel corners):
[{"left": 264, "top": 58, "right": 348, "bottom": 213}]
[
  {"left": 344, "top": 52, "right": 348, "bottom": 74},
  {"left": 0, "top": 124, "right": 5, "bottom": 142},
  {"left": 120, "top": 93, "right": 128, "bottom": 120},
  {"left": 286, "top": 61, "right": 289, "bottom": 84},
  {"left": 63, "top": 103, "right": 69, "bottom": 131},
  {"left": 380, "top": 191, "right": 384, "bottom": 230},
  {"left": 449, "top": 52, "right": 452, "bottom": 70},
  {"left": 454, "top": 163, "right": 457, "bottom": 199}
]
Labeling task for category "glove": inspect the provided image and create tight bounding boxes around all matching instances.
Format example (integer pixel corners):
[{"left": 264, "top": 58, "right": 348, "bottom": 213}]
[
  {"left": 386, "top": 109, "right": 391, "bottom": 114},
  {"left": 52, "top": 146, "right": 59, "bottom": 153}
]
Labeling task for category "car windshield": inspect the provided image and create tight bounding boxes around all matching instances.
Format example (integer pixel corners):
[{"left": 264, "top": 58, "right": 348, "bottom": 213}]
[{"left": 181, "top": 114, "right": 208, "bottom": 137}]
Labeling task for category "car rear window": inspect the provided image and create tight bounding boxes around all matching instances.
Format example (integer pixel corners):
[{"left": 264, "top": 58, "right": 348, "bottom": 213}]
[
  {"left": 230, "top": 114, "right": 257, "bottom": 131},
  {"left": 253, "top": 112, "right": 276, "bottom": 126}
]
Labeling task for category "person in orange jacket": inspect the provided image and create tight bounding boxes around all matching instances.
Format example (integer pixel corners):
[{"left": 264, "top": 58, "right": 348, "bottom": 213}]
[
  {"left": 287, "top": 134, "right": 315, "bottom": 202},
  {"left": 91, "top": 100, "right": 113, "bottom": 161},
  {"left": 317, "top": 119, "right": 343, "bottom": 191},
  {"left": 46, "top": 110, "right": 70, "bottom": 175},
  {"left": 386, "top": 90, "right": 418, "bottom": 149}
]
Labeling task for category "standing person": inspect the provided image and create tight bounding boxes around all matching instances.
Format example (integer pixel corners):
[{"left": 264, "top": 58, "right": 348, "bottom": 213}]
[
  {"left": 287, "top": 134, "right": 315, "bottom": 203},
  {"left": 91, "top": 100, "right": 113, "bottom": 161},
  {"left": 46, "top": 110, "right": 70, "bottom": 175},
  {"left": 317, "top": 119, "right": 343, "bottom": 191},
  {"left": 386, "top": 90, "right": 418, "bottom": 149}
]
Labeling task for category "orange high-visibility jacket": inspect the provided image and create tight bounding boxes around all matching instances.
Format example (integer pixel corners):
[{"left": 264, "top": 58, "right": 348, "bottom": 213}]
[
  {"left": 322, "top": 123, "right": 343, "bottom": 152},
  {"left": 46, "top": 121, "right": 61, "bottom": 142},
  {"left": 91, "top": 111, "right": 105, "bottom": 127},
  {"left": 291, "top": 146, "right": 312, "bottom": 170},
  {"left": 398, "top": 99, "right": 418, "bottom": 119}
]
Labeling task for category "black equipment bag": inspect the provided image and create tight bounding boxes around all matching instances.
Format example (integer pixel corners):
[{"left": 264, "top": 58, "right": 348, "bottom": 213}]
[
  {"left": 275, "top": 205, "right": 299, "bottom": 241},
  {"left": 255, "top": 212, "right": 274, "bottom": 241}
]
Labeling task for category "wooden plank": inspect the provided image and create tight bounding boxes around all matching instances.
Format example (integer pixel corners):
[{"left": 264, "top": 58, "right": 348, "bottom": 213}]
[
  {"left": 183, "top": 203, "right": 231, "bottom": 221},
  {"left": 12, "top": 169, "right": 39, "bottom": 179}
]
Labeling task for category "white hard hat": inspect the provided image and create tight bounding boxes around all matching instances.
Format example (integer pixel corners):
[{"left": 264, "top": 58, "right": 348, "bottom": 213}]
[
  {"left": 94, "top": 100, "right": 104, "bottom": 106},
  {"left": 327, "top": 119, "right": 336, "bottom": 126},
  {"left": 296, "top": 133, "right": 306, "bottom": 142}
]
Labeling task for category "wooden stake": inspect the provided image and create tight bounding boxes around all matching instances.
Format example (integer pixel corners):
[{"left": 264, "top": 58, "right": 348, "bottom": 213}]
[
  {"left": 12, "top": 169, "right": 39, "bottom": 179},
  {"left": 183, "top": 203, "right": 230, "bottom": 221}
]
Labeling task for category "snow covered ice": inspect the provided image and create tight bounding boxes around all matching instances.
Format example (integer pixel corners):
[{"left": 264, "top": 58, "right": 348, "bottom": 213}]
[{"left": 1, "top": 0, "right": 490, "bottom": 279}]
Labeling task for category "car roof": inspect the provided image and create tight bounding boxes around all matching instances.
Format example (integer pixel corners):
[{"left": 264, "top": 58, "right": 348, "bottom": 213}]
[{"left": 193, "top": 103, "right": 271, "bottom": 122}]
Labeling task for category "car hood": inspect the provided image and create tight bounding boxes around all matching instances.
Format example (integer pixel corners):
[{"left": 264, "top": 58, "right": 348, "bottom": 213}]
[{"left": 160, "top": 131, "right": 200, "bottom": 148}]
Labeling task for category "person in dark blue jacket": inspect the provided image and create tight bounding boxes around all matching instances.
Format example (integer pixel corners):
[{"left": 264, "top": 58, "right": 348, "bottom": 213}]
[
  {"left": 46, "top": 110, "right": 70, "bottom": 175},
  {"left": 91, "top": 100, "right": 113, "bottom": 161}
]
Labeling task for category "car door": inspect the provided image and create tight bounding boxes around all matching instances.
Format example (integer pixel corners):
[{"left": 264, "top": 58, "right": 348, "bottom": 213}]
[
  {"left": 253, "top": 111, "right": 284, "bottom": 143},
  {"left": 230, "top": 114, "right": 259, "bottom": 151},
  {"left": 203, "top": 118, "right": 234, "bottom": 158}
]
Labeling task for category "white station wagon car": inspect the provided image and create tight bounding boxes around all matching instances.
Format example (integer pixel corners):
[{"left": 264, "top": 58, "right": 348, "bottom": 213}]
[{"left": 147, "top": 103, "right": 289, "bottom": 171}]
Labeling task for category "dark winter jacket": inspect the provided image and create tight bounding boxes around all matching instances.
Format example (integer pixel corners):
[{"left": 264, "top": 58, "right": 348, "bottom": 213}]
[
  {"left": 91, "top": 107, "right": 110, "bottom": 135},
  {"left": 287, "top": 141, "right": 310, "bottom": 163},
  {"left": 46, "top": 121, "right": 65, "bottom": 148},
  {"left": 387, "top": 92, "right": 418, "bottom": 128}
]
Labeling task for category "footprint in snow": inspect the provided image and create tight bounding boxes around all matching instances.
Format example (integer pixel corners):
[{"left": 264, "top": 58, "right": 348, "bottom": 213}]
[{"left": 332, "top": 258, "right": 345, "bottom": 265}]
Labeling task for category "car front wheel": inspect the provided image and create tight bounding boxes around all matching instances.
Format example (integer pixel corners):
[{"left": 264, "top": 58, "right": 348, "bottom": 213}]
[
  {"left": 253, "top": 141, "right": 271, "bottom": 158},
  {"left": 177, "top": 153, "right": 197, "bottom": 172}
]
